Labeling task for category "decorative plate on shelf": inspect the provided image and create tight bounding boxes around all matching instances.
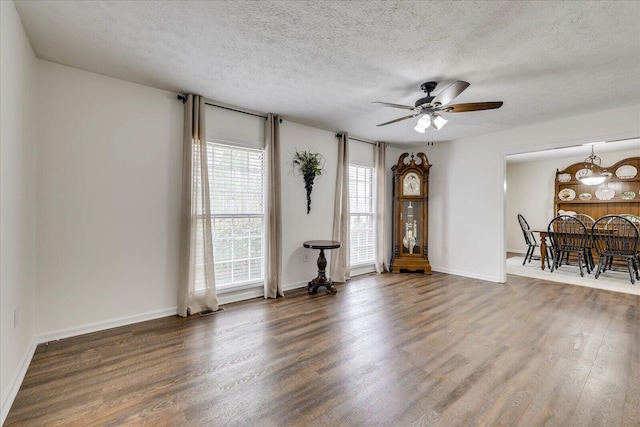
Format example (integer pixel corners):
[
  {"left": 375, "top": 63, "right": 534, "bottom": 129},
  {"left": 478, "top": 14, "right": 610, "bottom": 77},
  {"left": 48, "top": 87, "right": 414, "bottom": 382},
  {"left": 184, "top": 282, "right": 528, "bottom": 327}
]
[
  {"left": 615, "top": 165, "right": 637, "bottom": 179},
  {"left": 575, "top": 168, "right": 593, "bottom": 180},
  {"left": 595, "top": 187, "right": 615, "bottom": 201},
  {"left": 621, "top": 191, "right": 636, "bottom": 200},
  {"left": 579, "top": 192, "right": 592, "bottom": 200},
  {"left": 558, "top": 188, "right": 576, "bottom": 201},
  {"left": 558, "top": 173, "right": 571, "bottom": 182}
]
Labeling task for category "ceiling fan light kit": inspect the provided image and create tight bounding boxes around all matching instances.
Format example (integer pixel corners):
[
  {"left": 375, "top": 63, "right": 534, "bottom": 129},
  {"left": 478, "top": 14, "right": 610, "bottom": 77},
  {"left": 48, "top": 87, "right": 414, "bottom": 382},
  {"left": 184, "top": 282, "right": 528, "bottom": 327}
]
[
  {"left": 413, "top": 111, "right": 448, "bottom": 133},
  {"left": 374, "top": 80, "right": 503, "bottom": 134}
]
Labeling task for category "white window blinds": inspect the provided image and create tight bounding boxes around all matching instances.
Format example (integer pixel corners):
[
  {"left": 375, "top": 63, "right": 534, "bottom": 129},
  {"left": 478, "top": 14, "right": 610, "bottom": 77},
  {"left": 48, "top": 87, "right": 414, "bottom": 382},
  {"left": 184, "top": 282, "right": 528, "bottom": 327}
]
[
  {"left": 349, "top": 164, "right": 375, "bottom": 265},
  {"left": 206, "top": 142, "right": 265, "bottom": 288}
]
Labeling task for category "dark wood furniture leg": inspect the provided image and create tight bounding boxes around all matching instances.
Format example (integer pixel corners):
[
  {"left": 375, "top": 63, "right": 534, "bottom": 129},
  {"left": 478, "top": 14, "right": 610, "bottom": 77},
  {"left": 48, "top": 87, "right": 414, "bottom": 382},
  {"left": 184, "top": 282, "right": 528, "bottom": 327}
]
[{"left": 308, "top": 248, "right": 337, "bottom": 294}]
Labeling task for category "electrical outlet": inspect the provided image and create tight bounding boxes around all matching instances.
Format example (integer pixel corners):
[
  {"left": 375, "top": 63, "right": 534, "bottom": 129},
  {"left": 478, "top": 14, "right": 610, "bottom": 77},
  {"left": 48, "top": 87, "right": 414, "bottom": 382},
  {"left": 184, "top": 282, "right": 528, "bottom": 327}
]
[
  {"left": 303, "top": 254, "right": 309, "bottom": 262},
  {"left": 14, "top": 307, "right": 19, "bottom": 328},
  {"left": 444, "top": 246, "right": 449, "bottom": 255}
]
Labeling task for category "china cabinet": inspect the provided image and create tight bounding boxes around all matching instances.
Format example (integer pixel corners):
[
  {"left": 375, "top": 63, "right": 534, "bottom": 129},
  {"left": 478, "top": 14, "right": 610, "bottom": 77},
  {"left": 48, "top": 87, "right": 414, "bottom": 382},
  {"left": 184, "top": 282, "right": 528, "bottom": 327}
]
[
  {"left": 390, "top": 152, "right": 432, "bottom": 273},
  {"left": 555, "top": 156, "right": 640, "bottom": 218}
]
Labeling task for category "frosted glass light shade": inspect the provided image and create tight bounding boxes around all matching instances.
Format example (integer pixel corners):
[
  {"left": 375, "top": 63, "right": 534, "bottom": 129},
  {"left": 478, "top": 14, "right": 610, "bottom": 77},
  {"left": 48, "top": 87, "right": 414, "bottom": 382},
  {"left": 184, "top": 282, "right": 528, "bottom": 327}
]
[
  {"left": 579, "top": 175, "right": 607, "bottom": 185},
  {"left": 417, "top": 114, "right": 431, "bottom": 128},
  {"left": 432, "top": 114, "right": 448, "bottom": 130},
  {"left": 414, "top": 114, "right": 431, "bottom": 133}
]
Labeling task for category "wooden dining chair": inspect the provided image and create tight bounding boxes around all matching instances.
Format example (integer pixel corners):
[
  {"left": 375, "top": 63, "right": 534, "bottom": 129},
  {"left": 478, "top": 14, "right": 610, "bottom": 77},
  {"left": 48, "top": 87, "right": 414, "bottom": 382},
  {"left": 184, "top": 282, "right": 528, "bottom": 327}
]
[
  {"left": 591, "top": 215, "right": 639, "bottom": 284},
  {"left": 517, "top": 214, "right": 551, "bottom": 268},
  {"left": 547, "top": 215, "right": 591, "bottom": 277},
  {"left": 575, "top": 213, "right": 596, "bottom": 270}
]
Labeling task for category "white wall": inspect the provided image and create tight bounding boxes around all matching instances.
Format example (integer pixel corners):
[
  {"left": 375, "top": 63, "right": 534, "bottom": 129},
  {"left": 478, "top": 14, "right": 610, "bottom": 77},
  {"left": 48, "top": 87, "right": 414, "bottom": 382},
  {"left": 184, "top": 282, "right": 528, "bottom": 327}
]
[
  {"left": 33, "top": 71, "right": 378, "bottom": 338},
  {"left": 280, "top": 121, "right": 338, "bottom": 287},
  {"left": 1, "top": 1, "right": 38, "bottom": 421},
  {"left": 506, "top": 147, "right": 640, "bottom": 253},
  {"left": 427, "top": 103, "right": 640, "bottom": 282},
  {"left": 206, "top": 104, "right": 264, "bottom": 147},
  {"left": 35, "top": 61, "right": 183, "bottom": 338}
]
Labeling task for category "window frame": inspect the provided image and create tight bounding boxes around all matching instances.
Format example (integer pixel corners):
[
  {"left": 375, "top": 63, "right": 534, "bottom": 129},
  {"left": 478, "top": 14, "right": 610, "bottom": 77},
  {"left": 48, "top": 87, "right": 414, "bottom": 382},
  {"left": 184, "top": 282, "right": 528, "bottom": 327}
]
[
  {"left": 204, "top": 140, "right": 267, "bottom": 291},
  {"left": 348, "top": 162, "right": 376, "bottom": 268}
]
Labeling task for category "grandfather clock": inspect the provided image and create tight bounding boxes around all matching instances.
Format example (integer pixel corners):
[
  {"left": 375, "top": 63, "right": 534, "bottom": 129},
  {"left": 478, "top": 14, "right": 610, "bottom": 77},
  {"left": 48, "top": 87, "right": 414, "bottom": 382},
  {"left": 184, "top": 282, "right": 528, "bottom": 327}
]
[{"left": 390, "top": 152, "right": 432, "bottom": 274}]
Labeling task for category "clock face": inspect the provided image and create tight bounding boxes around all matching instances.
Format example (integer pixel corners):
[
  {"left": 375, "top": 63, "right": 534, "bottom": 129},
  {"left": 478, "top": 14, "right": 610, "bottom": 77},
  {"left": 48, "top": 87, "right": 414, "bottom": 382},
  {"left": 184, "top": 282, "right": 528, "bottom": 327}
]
[{"left": 403, "top": 172, "right": 420, "bottom": 196}]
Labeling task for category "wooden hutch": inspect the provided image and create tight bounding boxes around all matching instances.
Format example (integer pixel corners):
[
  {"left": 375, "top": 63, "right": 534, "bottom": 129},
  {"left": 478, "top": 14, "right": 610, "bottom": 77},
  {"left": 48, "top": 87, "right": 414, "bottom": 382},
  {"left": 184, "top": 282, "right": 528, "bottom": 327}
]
[{"left": 554, "top": 156, "right": 640, "bottom": 218}]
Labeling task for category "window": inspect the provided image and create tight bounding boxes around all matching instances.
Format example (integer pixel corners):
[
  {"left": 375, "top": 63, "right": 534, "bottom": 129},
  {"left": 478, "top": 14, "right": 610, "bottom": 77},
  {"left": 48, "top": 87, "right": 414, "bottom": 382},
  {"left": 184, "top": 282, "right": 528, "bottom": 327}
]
[
  {"left": 201, "top": 142, "right": 265, "bottom": 290},
  {"left": 349, "top": 164, "right": 375, "bottom": 265}
]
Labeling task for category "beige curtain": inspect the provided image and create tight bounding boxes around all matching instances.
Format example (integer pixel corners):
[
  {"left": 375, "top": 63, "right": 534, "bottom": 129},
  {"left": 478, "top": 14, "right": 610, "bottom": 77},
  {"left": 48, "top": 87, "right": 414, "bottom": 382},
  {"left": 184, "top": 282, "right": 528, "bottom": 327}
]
[
  {"left": 330, "top": 133, "right": 350, "bottom": 282},
  {"left": 374, "top": 142, "right": 389, "bottom": 273},
  {"left": 265, "top": 114, "right": 283, "bottom": 298},
  {"left": 178, "top": 94, "right": 219, "bottom": 317}
]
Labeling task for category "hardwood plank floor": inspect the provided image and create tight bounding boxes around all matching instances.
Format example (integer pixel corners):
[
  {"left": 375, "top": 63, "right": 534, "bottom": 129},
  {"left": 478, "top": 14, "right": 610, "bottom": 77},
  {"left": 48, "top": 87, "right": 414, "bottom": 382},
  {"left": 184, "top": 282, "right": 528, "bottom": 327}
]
[{"left": 5, "top": 272, "right": 640, "bottom": 426}]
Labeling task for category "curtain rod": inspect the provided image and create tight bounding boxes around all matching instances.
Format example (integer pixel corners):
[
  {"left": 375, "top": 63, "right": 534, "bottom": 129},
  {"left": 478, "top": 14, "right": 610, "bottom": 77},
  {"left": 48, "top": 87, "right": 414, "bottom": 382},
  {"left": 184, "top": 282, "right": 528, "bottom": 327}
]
[
  {"left": 177, "top": 94, "right": 268, "bottom": 119},
  {"left": 336, "top": 133, "right": 377, "bottom": 146},
  {"left": 178, "top": 95, "right": 375, "bottom": 134}
]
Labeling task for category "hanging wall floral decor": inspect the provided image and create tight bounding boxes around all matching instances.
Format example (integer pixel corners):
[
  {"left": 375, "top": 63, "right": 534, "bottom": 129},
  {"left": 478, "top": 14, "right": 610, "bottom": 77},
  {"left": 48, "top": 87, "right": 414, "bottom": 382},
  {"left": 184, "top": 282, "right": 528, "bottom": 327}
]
[{"left": 292, "top": 149, "right": 325, "bottom": 214}]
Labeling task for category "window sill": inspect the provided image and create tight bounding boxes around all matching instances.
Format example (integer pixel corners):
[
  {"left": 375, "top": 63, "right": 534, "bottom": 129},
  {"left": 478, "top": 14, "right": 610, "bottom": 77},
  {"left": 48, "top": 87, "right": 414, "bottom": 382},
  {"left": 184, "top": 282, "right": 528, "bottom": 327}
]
[
  {"left": 350, "top": 263, "right": 377, "bottom": 277},
  {"left": 217, "top": 282, "right": 263, "bottom": 305},
  {"left": 217, "top": 280, "right": 263, "bottom": 293}
]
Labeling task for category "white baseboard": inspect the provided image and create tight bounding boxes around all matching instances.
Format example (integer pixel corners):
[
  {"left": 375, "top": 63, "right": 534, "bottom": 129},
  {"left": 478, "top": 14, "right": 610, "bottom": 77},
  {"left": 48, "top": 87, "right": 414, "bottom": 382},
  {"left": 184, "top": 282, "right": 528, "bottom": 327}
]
[
  {"left": 431, "top": 265, "right": 503, "bottom": 283},
  {"left": 507, "top": 248, "right": 527, "bottom": 255},
  {"left": 283, "top": 280, "right": 308, "bottom": 292},
  {"left": 216, "top": 280, "right": 310, "bottom": 305},
  {"left": 1, "top": 338, "right": 37, "bottom": 425},
  {"left": 218, "top": 274, "right": 378, "bottom": 305},
  {"left": 34, "top": 307, "right": 178, "bottom": 344}
]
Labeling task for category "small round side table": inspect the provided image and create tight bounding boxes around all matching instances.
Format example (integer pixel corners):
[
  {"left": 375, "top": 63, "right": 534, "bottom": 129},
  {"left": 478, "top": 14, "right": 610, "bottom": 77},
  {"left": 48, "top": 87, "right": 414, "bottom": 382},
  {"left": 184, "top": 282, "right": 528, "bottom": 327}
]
[{"left": 302, "top": 240, "right": 341, "bottom": 294}]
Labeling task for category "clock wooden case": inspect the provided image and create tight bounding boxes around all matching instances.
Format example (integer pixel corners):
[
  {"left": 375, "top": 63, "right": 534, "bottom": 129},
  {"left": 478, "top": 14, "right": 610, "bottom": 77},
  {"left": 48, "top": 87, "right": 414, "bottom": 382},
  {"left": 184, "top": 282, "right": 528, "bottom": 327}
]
[{"left": 390, "top": 152, "right": 432, "bottom": 274}]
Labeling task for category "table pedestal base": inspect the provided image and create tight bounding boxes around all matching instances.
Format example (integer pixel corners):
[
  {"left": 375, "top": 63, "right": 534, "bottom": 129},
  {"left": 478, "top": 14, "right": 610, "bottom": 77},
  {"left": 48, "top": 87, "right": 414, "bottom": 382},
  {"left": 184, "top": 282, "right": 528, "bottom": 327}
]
[{"left": 307, "top": 248, "right": 337, "bottom": 295}]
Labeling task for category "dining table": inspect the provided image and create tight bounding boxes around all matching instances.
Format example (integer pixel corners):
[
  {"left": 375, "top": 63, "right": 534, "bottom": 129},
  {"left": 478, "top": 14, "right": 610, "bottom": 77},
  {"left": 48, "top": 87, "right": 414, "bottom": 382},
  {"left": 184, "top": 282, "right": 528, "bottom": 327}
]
[
  {"left": 532, "top": 228, "right": 595, "bottom": 271},
  {"left": 532, "top": 226, "right": 639, "bottom": 271},
  {"left": 531, "top": 228, "right": 590, "bottom": 271},
  {"left": 532, "top": 229, "right": 550, "bottom": 270}
]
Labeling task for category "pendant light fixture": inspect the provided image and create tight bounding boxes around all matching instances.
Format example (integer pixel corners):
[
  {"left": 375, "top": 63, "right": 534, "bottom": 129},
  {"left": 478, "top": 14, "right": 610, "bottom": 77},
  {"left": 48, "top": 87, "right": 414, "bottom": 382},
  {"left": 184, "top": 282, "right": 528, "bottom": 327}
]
[{"left": 578, "top": 145, "right": 609, "bottom": 185}]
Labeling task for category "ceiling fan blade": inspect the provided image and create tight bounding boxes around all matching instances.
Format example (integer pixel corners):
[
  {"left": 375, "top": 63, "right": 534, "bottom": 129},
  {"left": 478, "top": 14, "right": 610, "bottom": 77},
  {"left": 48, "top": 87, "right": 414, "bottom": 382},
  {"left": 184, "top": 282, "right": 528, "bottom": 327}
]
[
  {"left": 431, "top": 81, "right": 470, "bottom": 106},
  {"left": 372, "top": 101, "right": 415, "bottom": 110},
  {"left": 376, "top": 114, "right": 418, "bottom": 127},
  {"left": 446, "top": 102, "right": 503, "bottom": 112}
]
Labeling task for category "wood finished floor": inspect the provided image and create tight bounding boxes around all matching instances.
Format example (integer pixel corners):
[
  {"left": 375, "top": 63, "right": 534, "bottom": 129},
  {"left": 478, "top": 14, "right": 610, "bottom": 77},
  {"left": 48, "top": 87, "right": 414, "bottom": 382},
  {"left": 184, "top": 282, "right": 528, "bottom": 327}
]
[{"left": 6, "top": 272, "right": 640, "bottom": 426}]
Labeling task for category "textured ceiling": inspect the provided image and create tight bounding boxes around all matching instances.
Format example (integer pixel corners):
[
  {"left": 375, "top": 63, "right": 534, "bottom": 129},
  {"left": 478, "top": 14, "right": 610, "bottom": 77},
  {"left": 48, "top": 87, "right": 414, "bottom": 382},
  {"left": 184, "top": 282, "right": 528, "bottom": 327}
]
[{"left": 13, "top": 0, "right": 640, "bottom": 145}]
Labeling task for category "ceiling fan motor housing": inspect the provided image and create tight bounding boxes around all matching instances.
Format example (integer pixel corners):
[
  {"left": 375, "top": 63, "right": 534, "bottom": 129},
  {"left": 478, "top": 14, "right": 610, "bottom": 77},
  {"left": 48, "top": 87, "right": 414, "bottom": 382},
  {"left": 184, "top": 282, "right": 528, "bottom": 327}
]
[
  {"left": 415, "top": 81, "right": 438, "bottom": 107},
  {"left": 414, "top": 96, "right": 434, "bottom": 108},
  {"left": 420, "top": 81, "right": 438, "bottom": 94}
]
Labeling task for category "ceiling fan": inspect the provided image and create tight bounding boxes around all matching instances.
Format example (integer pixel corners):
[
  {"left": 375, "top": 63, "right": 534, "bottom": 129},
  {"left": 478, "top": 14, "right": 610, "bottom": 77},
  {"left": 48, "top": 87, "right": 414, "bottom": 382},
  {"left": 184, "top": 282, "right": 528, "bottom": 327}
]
[{"left": 373, "top": 81, "right": 503, "bottom": 133}]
